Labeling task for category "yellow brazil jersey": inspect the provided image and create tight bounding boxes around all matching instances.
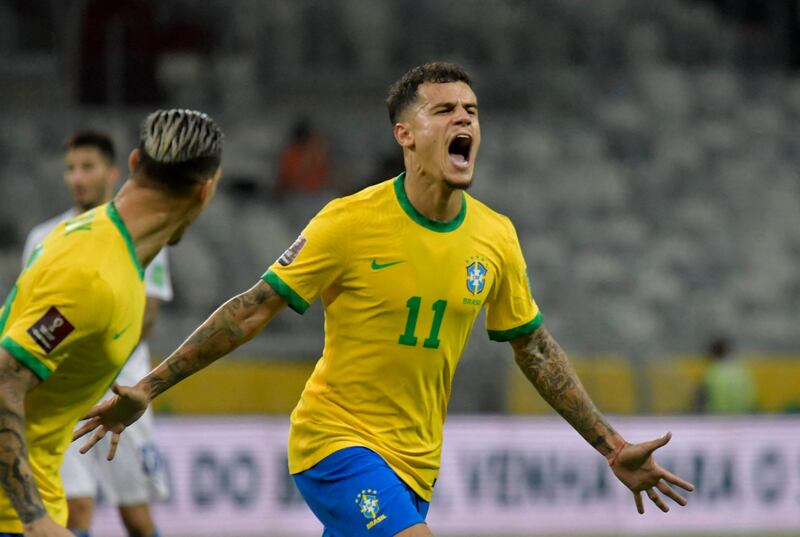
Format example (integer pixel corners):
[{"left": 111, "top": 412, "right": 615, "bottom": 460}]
[
  {"left": 264, "top": 173, "right": 541, "bottom": 501},
  {"left": 0, "top": 202, "right": 145, "bottom": 532}
]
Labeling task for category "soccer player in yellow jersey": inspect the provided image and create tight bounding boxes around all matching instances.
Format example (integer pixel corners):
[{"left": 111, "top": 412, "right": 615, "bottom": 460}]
[
  {"left": 77, "top": 64, "right": 694, "bottom": 537},
  {"left": 0, "top": 109, "right": 223, "bottom": 537},
  {"left": 23, "top": 131, "right": 174, "bottom": 537}
]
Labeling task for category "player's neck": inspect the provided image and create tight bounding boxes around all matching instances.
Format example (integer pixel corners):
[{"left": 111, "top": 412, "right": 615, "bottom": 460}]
[
  {"left": 112, "top": 181, "right": 190, "bottom": 268},
  {"left": 403, "top": 169, "right": 463, "bottom": 223}
]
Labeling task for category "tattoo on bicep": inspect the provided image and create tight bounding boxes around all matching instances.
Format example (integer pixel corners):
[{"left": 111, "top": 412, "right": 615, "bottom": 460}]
[
  {"left": 513, "top": 328, "right": 618, "bottom": 456},
  {"left": 146, "top": 283, "right": 278, "bottom": 396},
  {"left": 243, "top": 282, "right": 276, "bottom": 306}
]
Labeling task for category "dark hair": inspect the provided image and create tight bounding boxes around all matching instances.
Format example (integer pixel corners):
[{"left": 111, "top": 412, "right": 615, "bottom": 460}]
[
  {"left": 63, "top": 130, "right": 116, "bottom": 163},
  {"left": 135, "top": 109, "right": 224, "bottom": 195},
  {"left": 386, "top": 62, "right": 473, "bottom": 124}
]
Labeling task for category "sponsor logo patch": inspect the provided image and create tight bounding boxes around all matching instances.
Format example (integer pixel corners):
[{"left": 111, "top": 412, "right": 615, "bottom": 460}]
[
  {"left": 278, "top": 235, "right": 307, "bottom": 266},
  {"left": 27, "top": 306, "right": 74, "bottom": 353}
]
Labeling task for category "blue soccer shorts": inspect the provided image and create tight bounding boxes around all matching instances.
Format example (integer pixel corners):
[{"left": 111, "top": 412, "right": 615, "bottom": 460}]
[{"left": 293, "top": 446, "right": 430, "bottom": 537}]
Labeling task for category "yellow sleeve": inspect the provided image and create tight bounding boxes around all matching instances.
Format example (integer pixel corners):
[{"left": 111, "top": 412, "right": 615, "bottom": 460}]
[
  {"left": 261, "top": 200, "right": 348, "bottom": 314},
  {"left": 0, "top": 266, "right": 113, "bottom": 380},
  {"left": 484, "top": 219, "right": 542, "bottom": 342}
]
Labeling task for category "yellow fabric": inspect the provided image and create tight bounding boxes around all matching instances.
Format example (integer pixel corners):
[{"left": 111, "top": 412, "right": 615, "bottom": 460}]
[
  {"left": 0, "top": 203, "right": 144, "bottom": 532},
  {"left": 266, "top": 175, "right": 540, "bottom": 501}
]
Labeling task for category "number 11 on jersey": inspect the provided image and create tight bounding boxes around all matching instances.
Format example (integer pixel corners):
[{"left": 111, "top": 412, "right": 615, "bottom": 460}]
[{"left": 398, "top": 296, "right": 447, "bottom": 349}]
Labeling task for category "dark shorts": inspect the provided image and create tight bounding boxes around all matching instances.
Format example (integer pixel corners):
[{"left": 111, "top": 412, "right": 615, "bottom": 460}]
[
  {"left": 0, "top": 533, "right": 22, "bottom": 536},
  {"left": 293, "top": 447, "right": 430, "bottom": 537}
]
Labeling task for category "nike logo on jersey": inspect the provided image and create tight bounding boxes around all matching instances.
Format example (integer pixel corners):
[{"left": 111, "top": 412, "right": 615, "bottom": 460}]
[
  {"left": 112, "top": 325, "right": 130, "bottom": 340},
  {"left": 371, "top": 259, "right": 404, "bottom": 270}
]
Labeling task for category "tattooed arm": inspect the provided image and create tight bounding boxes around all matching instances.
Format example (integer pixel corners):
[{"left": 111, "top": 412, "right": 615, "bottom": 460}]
[
  {"left": 142, "top": 279, "right": 285, "bottom": 398},
  {"left": 511, "top": 325, "right": 695, "bottom": 513},
  {"left": 510, "top": 325, "right": 625, "bottom": 457},
  {"left": 74, "top": 280, "right": 286, "bottom": 456},
  {"left": 0, "top": 350, "right": 74, "bottom": 535}
]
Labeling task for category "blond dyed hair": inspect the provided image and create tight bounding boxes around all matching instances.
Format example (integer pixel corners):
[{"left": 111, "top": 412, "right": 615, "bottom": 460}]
[{"left": 136, "top": 109, "right": 223, "bottom": 193}]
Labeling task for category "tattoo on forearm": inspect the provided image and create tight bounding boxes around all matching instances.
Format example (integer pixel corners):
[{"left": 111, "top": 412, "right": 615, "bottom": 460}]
[
  {"left": 0, "top": 361, "right": 46, "bottom": 523},
  {"left": 512, "top": 328, "right": 619, "bottom": 456},
  {"left": 145, "top": 283, "right": 278, "bottom": 397}
]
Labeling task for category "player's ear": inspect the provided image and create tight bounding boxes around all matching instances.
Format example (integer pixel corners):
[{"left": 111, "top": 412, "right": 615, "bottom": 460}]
[
  {"left": 128, "top": 148, "right": 139, "bottom": 173},
  {"left": 196, "top": 166, "right": 221, "bottom": 205},
  {"left": 393, "top": 121, "right": 414, "bottom": 149}
]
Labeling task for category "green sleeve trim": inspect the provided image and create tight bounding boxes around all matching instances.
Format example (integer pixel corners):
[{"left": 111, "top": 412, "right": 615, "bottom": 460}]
[
  {"left": 107, "top": 201, "right": 145, "bottom": 281},
  {"left": 0, "top": 285, "right": 19, "bottom": 336},
  {"left": 393, "top": 173, "right": 466, "bottom": 233},
  {"left": 487, "top": 312, "right": 543, "bottom": 342},
  {"left": 262, "top": 269, "right": 310, "bottom": 314},
  {"left": 0, "top": 336, "right": 52, "bottom": 380}
]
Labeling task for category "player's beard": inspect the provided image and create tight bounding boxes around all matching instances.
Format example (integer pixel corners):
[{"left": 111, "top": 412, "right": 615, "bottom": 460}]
[
  {"left": 167, "top": 231, "right": 184, "bottom": 245},
  {"left": 443, "top": 175, "right": 473, "bottom": 191},
  {"left": 72, "top": 183, "right": 109, "bottom": 212},
  {"left": 76, "top": 194, "right": 104, "bottom": 212}
]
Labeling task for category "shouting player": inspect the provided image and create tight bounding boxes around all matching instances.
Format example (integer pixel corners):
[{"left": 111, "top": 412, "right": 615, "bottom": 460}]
[
  {"left": 22, "top": 131, "right": 172, "bottom": 537},
  {"left": 0, "top": 109, "right": 223, "bottom": 537},
  {"left": 77, "top": 64, "right": 694, "bottom": 537}
]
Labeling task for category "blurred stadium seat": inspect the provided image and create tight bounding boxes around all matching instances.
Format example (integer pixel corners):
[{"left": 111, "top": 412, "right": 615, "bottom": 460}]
[{"left": 0, "top": 0, "right": 799, "bottom": 416}]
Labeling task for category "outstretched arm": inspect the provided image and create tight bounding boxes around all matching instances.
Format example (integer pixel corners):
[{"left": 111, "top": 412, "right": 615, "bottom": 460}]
[
  {"left": 142, "top": 279, "right": 285, "bottom": 400},
  {"left": 75, "top": 279, "right": 286, "bottom": 454},
  {"left": 510, "top": 326, "right": 694, "bottom": 513},
  {"left": 0, "top": 351, "right": 74, "bottom": 536},
  {"left": 510, "top": 326, "right": 623, "bottom": 456}
]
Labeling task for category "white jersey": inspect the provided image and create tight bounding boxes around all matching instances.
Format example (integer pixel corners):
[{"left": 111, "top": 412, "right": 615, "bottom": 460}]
[{"left": 23, "top": 208, "right": 173, "bottom": 386}]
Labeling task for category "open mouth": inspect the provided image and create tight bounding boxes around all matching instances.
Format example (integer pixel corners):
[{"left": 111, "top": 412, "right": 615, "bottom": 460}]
[{"left": 448, "top": 134, "right": 472, "bottom": 168}]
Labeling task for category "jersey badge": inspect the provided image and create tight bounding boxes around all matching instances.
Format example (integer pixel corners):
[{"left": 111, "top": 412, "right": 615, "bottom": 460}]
[
  {"left": 466, "top": 260, "right": 488, "bottom": 295},
  {"left": 27, "top": 306, "right": 74, "bottom": 353},
  {"left": 278, "top": 235, "right": 307, "bottom": 266},
  {"left": 355, "top": 488, "right": 387, "bottom": 529}
]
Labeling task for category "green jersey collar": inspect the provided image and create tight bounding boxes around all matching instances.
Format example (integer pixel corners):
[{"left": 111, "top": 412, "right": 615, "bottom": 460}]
[
  {"left": 106, "top": 201, "right": 144, "bottom": 280},
  {"left": 393, "top": 172, "right": 467, "bottom": 233}
]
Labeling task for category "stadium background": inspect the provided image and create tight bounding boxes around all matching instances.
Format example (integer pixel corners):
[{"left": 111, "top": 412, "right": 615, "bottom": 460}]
[{"left": 1, "top": 0, "right": 799, "bottom": 535}]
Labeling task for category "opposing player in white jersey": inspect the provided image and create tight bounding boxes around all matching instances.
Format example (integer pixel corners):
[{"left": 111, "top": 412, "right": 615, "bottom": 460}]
[{"left": 22, "top": 131, "right": 170, "bottom": 537}]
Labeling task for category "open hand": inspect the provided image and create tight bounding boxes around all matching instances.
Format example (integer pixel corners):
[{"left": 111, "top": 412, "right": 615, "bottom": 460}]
[
  {"left": 72, "top": 383, "right": 149, "bottom": 460},
  {"left": 610, "top": 432, "right": 695, "bottom": 514}
]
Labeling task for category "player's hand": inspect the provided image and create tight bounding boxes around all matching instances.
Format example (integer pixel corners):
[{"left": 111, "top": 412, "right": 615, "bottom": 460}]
[
  {"left": 610, "top": 432, "right": 695, "bottom": 514},
  {"left": 72, "top": 383, "right": 149, "bottom": 460},
  {"left": 23, "top": 513, "right": 75, "bottom": 537}
]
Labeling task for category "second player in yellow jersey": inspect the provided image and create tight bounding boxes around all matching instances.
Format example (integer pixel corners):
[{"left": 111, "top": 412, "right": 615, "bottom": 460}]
[
  {"left": 0, "top": 109, "right": 223, "bottom": 537},
  {"left": 0, "top": 203, "right": 145, "bottom": 533}
]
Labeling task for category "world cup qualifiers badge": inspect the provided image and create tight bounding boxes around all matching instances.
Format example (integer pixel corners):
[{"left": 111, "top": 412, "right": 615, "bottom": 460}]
[
  {"left": 355, "top": 489, "right": 387, "bottom": 529},
  {"left": 278, "top": 234, "right": 307, "bottom": 266}
]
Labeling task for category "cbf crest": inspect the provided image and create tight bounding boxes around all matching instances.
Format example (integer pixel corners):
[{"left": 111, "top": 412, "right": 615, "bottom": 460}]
[
  {"left": 466, "top": 256, "right": 488, "bottom": 295},
  {"left": 355, "top": 489, "right": 387, "bottom": 529}
]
